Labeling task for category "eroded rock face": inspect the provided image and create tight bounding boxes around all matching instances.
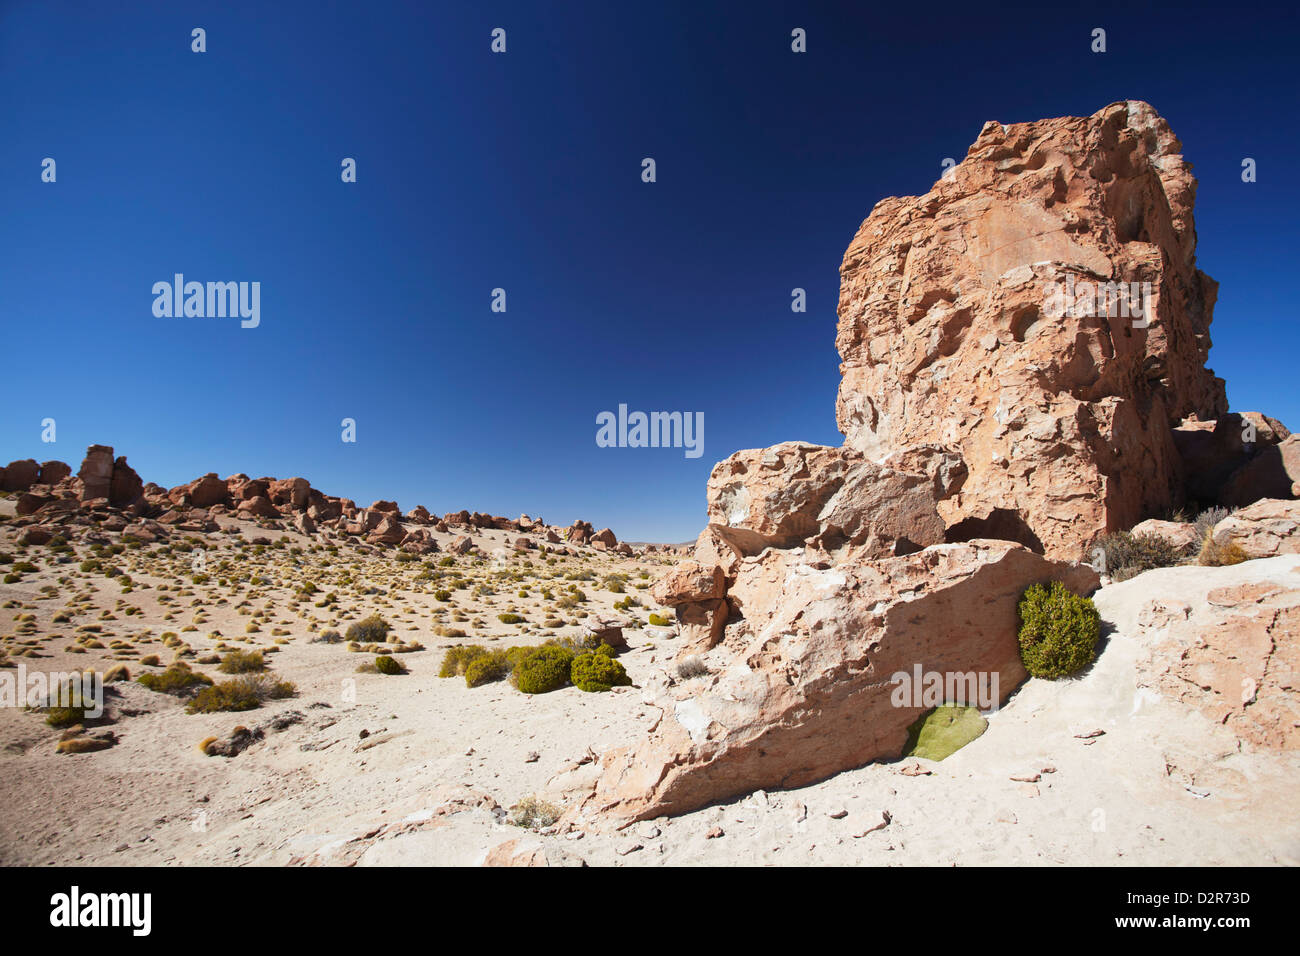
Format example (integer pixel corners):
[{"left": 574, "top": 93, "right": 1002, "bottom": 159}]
[
  {"left": 77, "top": 445, "right": 115, "bottom": 501},
  {"left": 564, "top": 542, "right": 1098, "bottom": 822},
  {"left": 1219, "top": 435, "right": 1300, "bottom": 507},
  {"left": 836, "top": 100, "right": 1228, "bottom": 559}
]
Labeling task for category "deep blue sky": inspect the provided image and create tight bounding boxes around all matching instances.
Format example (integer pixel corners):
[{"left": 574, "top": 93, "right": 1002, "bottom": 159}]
[{"left": 2, "top": 1, "right": 1296, "bottom": 542}]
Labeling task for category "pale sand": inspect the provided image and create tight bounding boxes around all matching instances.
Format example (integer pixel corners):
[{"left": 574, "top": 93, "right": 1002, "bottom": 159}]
[{"left": 1, "top": 513, "right": 1296, "bottom": 866}]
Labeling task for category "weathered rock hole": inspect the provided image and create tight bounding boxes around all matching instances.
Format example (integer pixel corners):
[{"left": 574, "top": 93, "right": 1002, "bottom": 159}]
[
  {"left": 944, "top": 509, "right": 1045, "bottom": 554},
  {"left": 1011, "top": 306, "right": 1043, "bottom": 343}
]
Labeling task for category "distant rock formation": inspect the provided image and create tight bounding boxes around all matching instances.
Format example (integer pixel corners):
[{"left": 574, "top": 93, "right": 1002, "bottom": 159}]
[{"left": 3, "top": 444, "right": 627, "bottom": 556}]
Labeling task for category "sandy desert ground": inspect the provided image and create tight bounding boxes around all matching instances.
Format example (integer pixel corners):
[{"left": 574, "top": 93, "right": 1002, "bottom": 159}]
[{"left": 2, "top": 499, "right": 1296, "bottom": 867}]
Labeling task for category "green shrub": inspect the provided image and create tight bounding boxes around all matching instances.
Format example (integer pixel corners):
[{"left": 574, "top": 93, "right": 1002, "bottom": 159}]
[
  {"left": 465, "top": 651, "right": 510, "bottom": 687},
  {"left": 374, "top": 654, "right": 405, "bottom": 675},
  {"left": 512, "top": 645, "right": 574, "bottom": 694},
  {"left": 647, "top": 613, "right": 671, "bottom": 627},
  {"left": 496, "top": 613, "right": 525, "bottom": 624},
  {"left": 217, "top": 649, "right": 265, "bottom": 674},
  {"left": 570, "top": 652, "right": 631, "bottom": 693},
  {"left": 1092, "top": 531, "right": 1189, "bottom": 582},
  {"left": 186, "top": 675, "right": 296, "bottom": 713},
  {"left": 439, "top": 645, "right": 488, "bottom": 677},
  {"left": 505, "top": 645, "right": 535, "bottom": 669},
  {"left": 1017, "top": 581, "right": 1100, "bottom": 679},
  {"left": 434, "top": 589, "right": 452, "bottom": 601},
  {"left": 138, "top": 662, "right": 214, "bottom": 695},
  {"left": 345, "top": 613, "right": 390, "bottom": 643}
]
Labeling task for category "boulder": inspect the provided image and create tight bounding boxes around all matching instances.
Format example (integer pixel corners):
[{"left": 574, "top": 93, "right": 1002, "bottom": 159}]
[
  {"left": 705, "top": 441, "right": 953, "bottom": 558},
  {"left": 592, "top": 528, "right": 618, "bottom": 549},
  {"left": 2, "top": 459, "right": 40, "bottom": 493},
  {"left": 19, "top": 526, "right": 54, "bottom": 546},
  {"left": 236, "top": 495, "right": 279, "bottom": 519},
  {"left": 582, "top": 617, "right": 628, "bottom": 652},
  {"left": 15, "top": 492, "right": 51, "bottom": 517},
  {"left": 1129, "top": 518, "right": 1199, "bottom": 551},
  {"left": 1174, "top": 414, "right": 1293, "bottom": 506},
  {"left": 560, "top": 542, "right": 1097, "bottom": 822},
  {"left": 448, "top": 535, "right": 474, "bottom": 555},
  {"left": 1211, "top": 499, "right": 1300, "bottom": 559},
  {"left": 38, "top": 460, "right": 71, "bottom": 485},
  {"left": 269, "top": 477, "right": 310, "bottom": 510},
  {"left": 1219, "top": 435, "right": 1300, "bottom": 507},
  {"left": 367, "top": 515, "right": 405, "bottom": 545},
  {"left": 651, "top": 561, "right": 725, "bottom": 606},
  {"left": 187, "top": 474, "right": 231, "bottom": 508}
]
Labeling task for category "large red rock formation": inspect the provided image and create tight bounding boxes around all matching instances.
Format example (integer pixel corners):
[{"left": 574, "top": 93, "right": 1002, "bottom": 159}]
[{"left": 836, "top": 100, "right": 1228, "bottom": 559}]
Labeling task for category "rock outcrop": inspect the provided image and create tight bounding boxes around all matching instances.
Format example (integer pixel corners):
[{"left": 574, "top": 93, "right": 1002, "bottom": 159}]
[
  {"left": 565, "top": 101, "right": 1244, "bottom": 822},
  {"left": 565, "top": 542, "right": 1097, "bottom": 821},
  {"left": 837, "top": 100, "right": 1230, "bottom": 559}
]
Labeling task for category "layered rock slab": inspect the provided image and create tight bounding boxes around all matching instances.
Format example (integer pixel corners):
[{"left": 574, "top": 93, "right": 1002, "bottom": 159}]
[{"left": 560, "top": 541, "right": 1097, "bottom": 822}]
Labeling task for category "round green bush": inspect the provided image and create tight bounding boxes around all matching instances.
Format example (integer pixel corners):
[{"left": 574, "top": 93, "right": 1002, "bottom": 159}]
[
  {"left": 374, "top": 655, "right": 405, "bottom": 676},
  {"left": 570, "top": 651, "right": 632, "bottom": 693},
  {"left": 465, "top": 651, "right": 509, "bottom": 687},
  {"left": 1017, "top": 581, "right": 1100, "bottom": 679},
  {"left": 647, "top": 613, "right": 671, "bottom": 627},
  {"left": 513, "top": 646, "right": 574, "bottom": 694}
]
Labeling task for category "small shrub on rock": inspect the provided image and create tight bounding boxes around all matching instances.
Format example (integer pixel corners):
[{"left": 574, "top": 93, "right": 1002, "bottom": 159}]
[{"left": 1017, "top": 581, "right": 1100, "bottom": 679}]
